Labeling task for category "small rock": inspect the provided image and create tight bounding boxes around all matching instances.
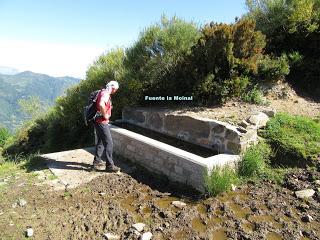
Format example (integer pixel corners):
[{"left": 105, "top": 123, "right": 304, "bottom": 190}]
[
  {"left": 301, "top": 214, "right": 314, "bottom": 222},
  {"left": 315, "top": 180, "right": 320, "bottom": 185},
  {"left": 12, "top": 203, "right": 17, "bottom": 208},
  {"left": 295, "top": 189, "right": 315, "bottom": 199},
  {"left": 262, "top": 109, "right": 276, "bottom": 117},
  {"left": 297, "top": 203, "right": 309, "bottom": 212},
  {"left": 231, "top": 184, "right": 237, "bottom": 191},
  {"left": 236, "top": 126, "right": 247, "bottom": 133},
  {"left": 163, "top": 222, "right": 170, "bottom": 228},
  {"left": 132, "top": 229, "right": 141, "bottom": 237},
  {"left": 99, "top": 192, "right": 106, "bottom": 196},
  {"left": 239, "top": 120, "right": 251, "bottom": 128},
  {"left": 299, "top": 230, "right": 304, "bottom": 236},
  {"left": 18, "top": 198, "right": 27, "bottom": 207},
  {"left": 156, "top": 226, "right": 164, "bottom": 232},
  {"left": 59, "top": 180, "right": 68, "bottom": 186},
  {"left": 247, "top": 112, "right": 269, "bottom": 129},
  {"left": 132, "top": 223, "right": 145, "bottom": 232},
  {"left": 301, "top": 230, "right": 311, "bottom": 238},
  {"left": 172, "top": 201, "right": 187, "bottom": 209},
  {"left": 140, "top": 232, "right": 153, "bottom": 240},
  {"left": 103, "top": 232, "right": 120, "bottom": 240},
  {"left": 284, "top": 209, "right": 293, "bottom": 217},
  {"left": 159, "top": 211, "right": 168, "bottom": 219},
  {"left": 26, "top": 228, "right": 33, "bottom": 237}
]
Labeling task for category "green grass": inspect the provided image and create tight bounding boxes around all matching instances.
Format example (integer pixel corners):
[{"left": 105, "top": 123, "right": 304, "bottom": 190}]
[
  {"left": 0, "top": 153, "right": 47, "bottom": 180},
  {"left": 204, "top": 166, "right": 238, "bottom": 197},
  {"left": 241, "top": 86, "right": 267, "bottom": 105},
  {"left": 0, "top": 161, "right": 20, "bottom": 178},
  {"left": 238, "top": 141, "right": 272, "bottom": 177},
  {"left": 63, "top": 191, "right": 72, "bottom": 199},
  {"left": 47, "top": 174, "right": 58, "bottom": 180},
  {"left": 262, "top": 113, "right": 320, "bottom": 166}
]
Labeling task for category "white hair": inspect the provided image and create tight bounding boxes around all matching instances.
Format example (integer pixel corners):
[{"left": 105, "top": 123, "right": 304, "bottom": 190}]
[{"left": 106, "top": 80, "right": 119, "bottom": 89}]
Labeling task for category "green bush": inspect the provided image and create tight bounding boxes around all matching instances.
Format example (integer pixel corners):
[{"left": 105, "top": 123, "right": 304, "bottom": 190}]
[
  {"left": 204, "top": 166, "right": 238, "bottom": 196},
  {"left": 257, "top": 54, "right": 290, "bottom": 82},
  {"left": 241, "top": 85, "right": 265, "bottom": 105},
  {"left": 262, "top": 113, "right": 320, "bottom": 166},
  {"left": 0, "top": 127, "right": 10, "bottom": 148},
  {"left": 125, "top": 15, "right": 200, "bottom": 100},
  {"left": 187, "top": 19, "right": 266, "bottom": 104},
  {"left": 245, "top": 0, "right": 320, "bottom": 96},
  {"left": 238, "top": 141, "right": 272, "bottom": 177}
]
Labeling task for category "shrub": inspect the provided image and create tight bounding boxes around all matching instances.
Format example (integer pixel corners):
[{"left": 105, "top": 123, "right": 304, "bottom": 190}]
[
  {"left": 262, "top": 113, "right": 320, "bottom": 166},
  {"left": 238, "top": 141, "right": 272, "bottom": 177},
  {"left": 125, "top": 15, "right": 200, "bottom": 100},
  {"left": 241, "top": 85, "right": 265, "bottom": 105},
  {"left": 257, "top": 54, "right": 290, "bottom": 82},
  {"left": 188, "top": 19, "right": 266, "bottom": 104},
  {"left": 0, "top": 127, "right": 10, "bottom": 148},
  {"left": 245, "top": 0, "right": 320, "bottom": 96},
  {"left": 204, "top": 166, "right": 238, "bottom": 196}
]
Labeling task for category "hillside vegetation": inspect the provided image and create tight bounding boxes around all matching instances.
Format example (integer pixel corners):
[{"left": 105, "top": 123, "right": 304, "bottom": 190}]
[
  {"left": 245, "top": 0, "right": 320, "bottom": 96},
  {"left": 1, "top": 3, "right": 319, "bottom": 158},
  {"left": 0, "top": 71, "right": 79, "bottom": 131}
]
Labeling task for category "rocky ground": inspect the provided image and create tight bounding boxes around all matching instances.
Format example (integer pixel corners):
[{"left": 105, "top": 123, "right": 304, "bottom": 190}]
[
  {"left": 0, "top": 159, "right": 319, "bottom": 240},
  {"left": 170, "top": 82, "right": 320, "bottom": 125}
]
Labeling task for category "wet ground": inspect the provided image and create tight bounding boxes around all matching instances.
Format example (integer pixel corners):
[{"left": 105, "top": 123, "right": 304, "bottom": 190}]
[{"left": 0, "top": 154, "right": 319, "bottom": 240}]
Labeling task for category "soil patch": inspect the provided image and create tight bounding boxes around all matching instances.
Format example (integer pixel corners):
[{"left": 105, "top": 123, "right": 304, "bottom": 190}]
[{"left": 0, "top": 159, "right": 319, "bottom": 239}]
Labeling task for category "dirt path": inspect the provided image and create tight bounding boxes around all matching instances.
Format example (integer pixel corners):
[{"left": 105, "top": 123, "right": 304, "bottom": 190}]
[
  {"left": 0, "top": 150, "right": 319, "bottom": 240},
  {"left": 41, "top": 148, "right": 111, "bottom": 190}
]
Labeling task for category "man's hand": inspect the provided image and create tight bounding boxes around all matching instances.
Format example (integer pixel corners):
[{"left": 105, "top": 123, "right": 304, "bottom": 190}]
[{"left": 99, "top": 105, "right": 109, "bottom": 120}]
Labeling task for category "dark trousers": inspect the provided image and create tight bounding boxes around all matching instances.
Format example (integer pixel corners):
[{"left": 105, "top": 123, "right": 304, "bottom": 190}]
[{"left": 94, "top": 122, "right": 114, "bottom": 166}]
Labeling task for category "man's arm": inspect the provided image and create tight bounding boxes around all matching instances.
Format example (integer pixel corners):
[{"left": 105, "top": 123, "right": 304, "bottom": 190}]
[{"left": 99, "top": 93, "right": 110, "bottom": 120}]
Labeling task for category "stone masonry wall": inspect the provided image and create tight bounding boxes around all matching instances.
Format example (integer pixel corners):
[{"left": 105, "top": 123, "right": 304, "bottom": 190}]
[
  {"left": 122, "top": 107, "right": 260, "bottom": 154},
  {"left": 110, "top": 125, "right": 209, "bottom": 191}
]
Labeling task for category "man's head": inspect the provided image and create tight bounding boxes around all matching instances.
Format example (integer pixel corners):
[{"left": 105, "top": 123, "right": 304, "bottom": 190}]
[{"left": 106, "top": 80, "right": 119, "bottom": 94}]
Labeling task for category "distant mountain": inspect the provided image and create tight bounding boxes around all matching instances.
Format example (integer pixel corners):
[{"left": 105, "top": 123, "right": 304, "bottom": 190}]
[{"left": 0, "top": 71, "right": 80, "bottom": 132}]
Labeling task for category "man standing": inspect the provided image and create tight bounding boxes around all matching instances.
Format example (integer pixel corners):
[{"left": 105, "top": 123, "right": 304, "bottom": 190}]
[{"left": 93, "top": 80, "right": 121, "bottom": 172}]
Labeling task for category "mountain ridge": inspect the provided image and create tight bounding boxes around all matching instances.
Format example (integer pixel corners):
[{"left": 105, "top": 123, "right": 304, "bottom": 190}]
[{"left": 0, "top": 71, "right": 80, "bottom": 132}]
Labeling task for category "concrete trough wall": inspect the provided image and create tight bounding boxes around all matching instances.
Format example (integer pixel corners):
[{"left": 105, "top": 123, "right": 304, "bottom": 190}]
[
  {"left": 110, "top": 124, "right": 239, "bottom": 192},
  {"left": 122, "top": 107, "right": 258, "bottom": 154}
]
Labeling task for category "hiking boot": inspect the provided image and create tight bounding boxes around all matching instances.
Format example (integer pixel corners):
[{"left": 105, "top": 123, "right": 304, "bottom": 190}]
[
  {"left": 93, "top": 161, "right": 106, "bottom": 171},
  {"left": 106, "top": 164, "right": 121, "bottom": 173}
]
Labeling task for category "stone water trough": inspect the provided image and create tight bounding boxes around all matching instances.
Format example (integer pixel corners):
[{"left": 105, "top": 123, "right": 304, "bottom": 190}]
[{"left": 107, "top": 107, "right": 269, "bottom": 192}]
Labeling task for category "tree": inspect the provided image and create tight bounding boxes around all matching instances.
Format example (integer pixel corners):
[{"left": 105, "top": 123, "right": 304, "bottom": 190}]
[
  {"left": 18, "top": 96, "right": 48, "bottom": 120},
  {"left": 245, "top": 0, "right": 320, "bottom": 96}
]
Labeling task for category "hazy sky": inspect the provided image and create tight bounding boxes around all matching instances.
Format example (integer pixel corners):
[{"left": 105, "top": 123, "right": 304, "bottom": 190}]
[{"left": 0, "top": 0, "right": 247, "bottom": 78}]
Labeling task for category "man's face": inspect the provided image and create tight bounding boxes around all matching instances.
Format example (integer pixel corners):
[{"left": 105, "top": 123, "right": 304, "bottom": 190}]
[{"left": 111, "top": 87, "right": 118, "bottom": 94}]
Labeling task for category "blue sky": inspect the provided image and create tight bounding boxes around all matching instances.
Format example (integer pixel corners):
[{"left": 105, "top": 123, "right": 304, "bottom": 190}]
[{"left": 0, "top": 0, "right": 247, "bottom": 78}]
